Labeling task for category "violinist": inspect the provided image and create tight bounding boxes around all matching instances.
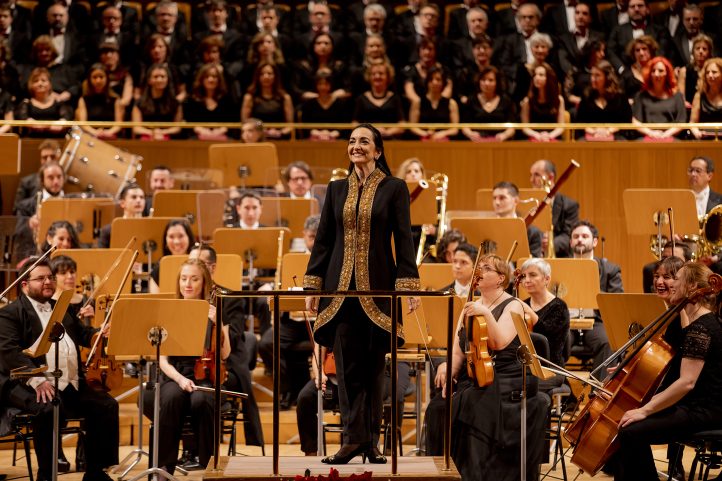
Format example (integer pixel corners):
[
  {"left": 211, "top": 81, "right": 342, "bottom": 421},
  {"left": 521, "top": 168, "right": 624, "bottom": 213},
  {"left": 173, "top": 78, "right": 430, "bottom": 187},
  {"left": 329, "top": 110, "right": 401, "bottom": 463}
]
[
  {"left": 617, "top": 262, "right": 722, "bottom": 481},
  {"left": 0, "top": 258, "right": 119, "bottom": 481},
  {"left": 425, "top": 254, "right": 549, "bottom": 481},
  {"left": 50, "top": 255, "right": 95, "bottom": 322},
  {"left": 143, "top": 258, "right": 230, "bottom": 474}
]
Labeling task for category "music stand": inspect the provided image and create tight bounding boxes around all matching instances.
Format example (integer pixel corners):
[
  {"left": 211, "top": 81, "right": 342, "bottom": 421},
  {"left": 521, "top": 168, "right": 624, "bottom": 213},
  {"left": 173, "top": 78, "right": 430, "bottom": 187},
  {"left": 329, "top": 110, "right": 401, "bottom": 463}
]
[
  {"left": 622, "top": 190, "right": 699, "bottom": 252},
  {"left": 269, "top": 252, "right": 310, "bottom": 312},
  {"left": 107, "top": 298, "right": 209, "bottom": 481},
  {"left": 408, "top": 181, "right": 438, "bottom": 226},
  {"left": 213, "top": 227, "right": 292, "bottom": 270},
  {"left": 151, "top": 190, "right": 226, "bottom": 242},
  {"left": 597, "top": 293, "right": 667, "bottom": 352},
  {"left": 39, "top": 198, "right": 120, "bottom": 245},
  {"left": 11, "top": 289, "right": 73, "bottom": 481},
  {"left": 423, "top": 296, "right": 464, "bottom": 349},
  {"left": 110, "top": 217, "right": 176, "bottom": 280},
  {"left": 208, "top": 143, "right": 280, "bottom": 188},
  {"left": 167, "top": 168, "right": 224, "bottom": 190},
  {"left": 259, "top": 198, "right": 319, "bottom": 239},
  {"left": 449, "top": 218, "right": 531, "bottom": 261},
  {"left": 419, "top": 263, "right": 453, "bottom": 290},
  {"left": 158, "top": 254, "right": 243, "bottom": 292},
  {"left": 475, "top": 188, "right": 551, "bottom": 232}
]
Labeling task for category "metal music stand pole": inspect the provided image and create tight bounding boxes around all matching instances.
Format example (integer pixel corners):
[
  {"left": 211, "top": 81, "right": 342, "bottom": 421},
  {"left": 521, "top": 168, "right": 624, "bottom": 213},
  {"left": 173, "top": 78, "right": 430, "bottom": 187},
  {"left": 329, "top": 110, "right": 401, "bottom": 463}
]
[{"left": 113, "top": 360, "right": 150, "bottom": 480}]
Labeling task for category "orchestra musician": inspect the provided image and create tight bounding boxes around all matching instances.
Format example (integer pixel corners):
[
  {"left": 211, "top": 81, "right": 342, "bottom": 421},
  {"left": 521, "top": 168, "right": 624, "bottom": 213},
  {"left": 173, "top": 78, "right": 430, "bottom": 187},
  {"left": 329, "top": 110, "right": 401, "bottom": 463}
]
[
  {"left": 14, "top": 161, "right": 66, "bottom": 260},
  {"left": 426, "top": 254, "right": 549, "bottom": 481},
  {"left": 50, "top": 254, "right": 95, "bottom": 321},
  {"left": 642, "top": 241, "right": 690, "bottom": 293},
  {"left": 492, "top": 181, "right": 543, "bottom": 258},
  {"left": 188, "top": 244, "right": 264, "bottom": 447},
  {"left": 616, "top": 262, "right": 722, "bottom": 481},
  {"left": 97, "top": 183, "right": 146, "bottom": 248},
  {"left": 529, "top": 159, "right": 580, "bottom": 258},
  {"left": 143, "top": 165, "right": 175, "bottom": 216},
  {"left": 40, "top": 220, "right": 81, "bottom": 252},
  {"left": 0, "top": 258, "right": 119, "bottom": 481},
  {"left": 149, "top": 219, "right": 196, "bottom": 293},
  {"left": 142, "top": 258, "right": 230, "bottom": 474},
  {"left": 687, "top": 156, "right": 722, "bottom": 274},
  {"left": 304, "top": 123, "right": 420, "bottom": 464},
  {"left": 570, "top": 220, "right": 622, "bottom": 378},
  {"left": 13, "top": 139, "right": 61, "bottom": 215}
]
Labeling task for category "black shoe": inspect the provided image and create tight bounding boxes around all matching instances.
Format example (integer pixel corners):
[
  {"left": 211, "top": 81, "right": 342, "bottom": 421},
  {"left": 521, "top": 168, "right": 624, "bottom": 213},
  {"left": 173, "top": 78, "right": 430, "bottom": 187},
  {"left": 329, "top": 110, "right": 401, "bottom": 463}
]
[
  {"left": 82, "top": 470, "right": 113, "bottom": 481},
  {"left": 57, "top": 452, "right": 71, "bottom": 473},
  {"left": 669, "top": 462, "right": 685, "bottom": 481},
  {"left": 279, "top": 392, "right": 292, "bottom": 410},
  {"left": 364, "top": 445, "right": 387, "bottom": 464},
  {"left": 179, "top": 456, "right": 204, "bottom": 471},
  {"left": 321, "top": 443, "right": 369, "bottom": 465}
]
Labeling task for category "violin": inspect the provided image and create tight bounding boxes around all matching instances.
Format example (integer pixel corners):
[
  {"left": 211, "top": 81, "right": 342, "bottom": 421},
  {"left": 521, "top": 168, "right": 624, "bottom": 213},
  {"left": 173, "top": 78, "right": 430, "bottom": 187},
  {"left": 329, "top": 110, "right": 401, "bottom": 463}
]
[
  {"left": 564, "top": 273, "right": 722, "bottom": 475},
  {"left": 86, "top": 331, "right": 123, "bottom": 391},
  {"left": 464, "top": 245, "right": 494, "bottom": 388},
  {"left": 194, "top": 287, "right": 228, "bottom": 385}
]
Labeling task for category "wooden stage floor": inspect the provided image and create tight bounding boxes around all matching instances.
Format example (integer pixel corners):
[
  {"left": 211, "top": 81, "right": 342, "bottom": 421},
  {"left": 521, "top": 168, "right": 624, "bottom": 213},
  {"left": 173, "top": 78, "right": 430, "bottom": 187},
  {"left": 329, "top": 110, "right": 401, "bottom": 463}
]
[{"left": 204, "top": 456, "right": 460, "bottom": 481}]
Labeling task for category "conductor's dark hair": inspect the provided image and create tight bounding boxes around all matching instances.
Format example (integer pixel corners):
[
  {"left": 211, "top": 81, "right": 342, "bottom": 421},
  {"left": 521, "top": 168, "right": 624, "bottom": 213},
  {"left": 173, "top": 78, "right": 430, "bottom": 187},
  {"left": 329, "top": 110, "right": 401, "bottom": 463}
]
[{"left": 347, "top": 123, "right": 391, "bottom": 176}]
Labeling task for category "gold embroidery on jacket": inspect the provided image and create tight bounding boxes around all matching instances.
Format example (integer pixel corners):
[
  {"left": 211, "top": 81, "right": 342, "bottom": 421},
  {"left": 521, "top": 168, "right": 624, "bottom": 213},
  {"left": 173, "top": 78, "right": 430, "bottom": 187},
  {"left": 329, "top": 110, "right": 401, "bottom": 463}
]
[{"left": 303, "top": 275, "right": 323, "bottom": 290}]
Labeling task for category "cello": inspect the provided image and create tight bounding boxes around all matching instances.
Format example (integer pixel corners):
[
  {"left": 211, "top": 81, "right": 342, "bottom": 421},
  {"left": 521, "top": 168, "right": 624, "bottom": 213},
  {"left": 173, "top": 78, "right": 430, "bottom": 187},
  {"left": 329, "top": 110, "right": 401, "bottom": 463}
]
[
  {"left": 564, "top": 273, "right": 722, "bottom": 475},
  {"left": 464, "top": 243, "right": 494, "bottom": 388}
]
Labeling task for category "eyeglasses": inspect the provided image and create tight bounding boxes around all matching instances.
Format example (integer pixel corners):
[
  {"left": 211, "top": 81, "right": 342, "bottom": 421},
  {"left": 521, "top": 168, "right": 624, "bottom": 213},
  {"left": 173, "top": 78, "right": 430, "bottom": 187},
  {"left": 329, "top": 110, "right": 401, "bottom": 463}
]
[
  {"left": 687, "top": 167, "right": 707, "bottom": 174},
  {"left": 479, "top": 265, "right": 499, "bottom": 274},
  {"left": 27, "top": 275, "right": 56, "bottom": 283},
  {"left": 289, "top": 176, "right": 310, "bottom": 182}
]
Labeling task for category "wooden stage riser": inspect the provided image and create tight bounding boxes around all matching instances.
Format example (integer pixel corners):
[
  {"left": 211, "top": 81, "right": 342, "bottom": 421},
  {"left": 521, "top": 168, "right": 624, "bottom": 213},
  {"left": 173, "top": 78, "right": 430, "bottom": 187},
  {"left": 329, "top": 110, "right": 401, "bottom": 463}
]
[{"left": 8, "top": 140, "right": 722, "bottom": 295}]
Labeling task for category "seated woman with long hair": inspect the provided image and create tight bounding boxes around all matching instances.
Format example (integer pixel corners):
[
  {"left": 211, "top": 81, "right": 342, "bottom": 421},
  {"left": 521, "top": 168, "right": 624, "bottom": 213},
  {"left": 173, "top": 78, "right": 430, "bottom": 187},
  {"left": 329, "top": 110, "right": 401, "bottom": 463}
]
[
  {"left": 149, "top": 219, "right": 196, "bottom": 293},
  {"left": 50, "top": 254, "right": 95, "bottom": 322},
  {"left": 461, "top": 66, "right": 516, "bottom": 142},
  {"left": 15, "top": 67, "right": 74, "bottom": 138},
  {"left": 352, "top": 61, "right": 405, "bottom": 139},
  {"left": 243, "top": 32, "right": 289, "bottom": 93},
  {"left": 677, "top": 35, "right": 714, "bottom": 106},
  {"left": 631, "top": 56, "right": 686, "bottom": 141},
  {"left": 241, "top": 61, "right": 294, "bottom": 139},
  {"left": 40, "top": 220, "right": 81, "bottom": 253},
  {"left": 690, "top": 57, "right": 722, "bottom": 140},
  {"left": 408, "top": 66, "right": 459, "bottom": 141},
  {"left": 402, "top": 37, "right": 453, "bottom": 105},
  {"left": 136, "top": 34, "right": 187, "bottom": 102},
  {"left": 621, "top": 36, "right": 658, "bottom": 101},
  {"left": 185, "top": 63, "right": 238, "bottom": 140},
  {"left": 616, "top": 262, "right": 722, "bottom": 481},
  {"left": 144, "top": 259, "right": 230, "bottom": 474},
  {"left": 293, "top": 32, "right": 349, "bottom": 101},
  {"left": 76, "top": 64, "right": 123, "bottom": 140},
  {"left": 575, "top": 60, "right": 632, "bottom": 141},
  {"left": 520, "top": 62, "right": 565, "bottom": 142},
  {"left": 20, "top": 35, "right": 78, "bottom": 104},
  {"left": 132, "top": 64, "right": 183, "bottom": 140},
  {"left": 299, "top": 67, "right": 350, "bottom": 141},
  {"left": 99, "top": 42, "right": 133, "bottom": 108}
]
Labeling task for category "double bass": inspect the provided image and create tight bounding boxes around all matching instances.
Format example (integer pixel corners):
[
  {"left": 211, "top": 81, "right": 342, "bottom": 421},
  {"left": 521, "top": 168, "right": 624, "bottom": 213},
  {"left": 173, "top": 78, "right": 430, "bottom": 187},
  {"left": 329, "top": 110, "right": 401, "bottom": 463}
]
[{"left": 564, "top": 273, "right": 722, "bottom": 475}]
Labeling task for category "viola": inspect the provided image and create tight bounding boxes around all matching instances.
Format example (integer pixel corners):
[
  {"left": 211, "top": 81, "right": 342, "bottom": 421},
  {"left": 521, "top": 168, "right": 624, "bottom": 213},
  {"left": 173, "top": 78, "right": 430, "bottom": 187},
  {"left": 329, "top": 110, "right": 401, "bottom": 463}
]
[
  {"left": 464, "top": 245, "right": 494, "bottom": 388},
  {"left": 564, "top": 273, "right": 722, "bottom": 475},
  {"left": 86, "top": 331, "right": 123, "bottom": 391},
  {"left": 194, "top": 288, "right": 227, "bottom": 385}
]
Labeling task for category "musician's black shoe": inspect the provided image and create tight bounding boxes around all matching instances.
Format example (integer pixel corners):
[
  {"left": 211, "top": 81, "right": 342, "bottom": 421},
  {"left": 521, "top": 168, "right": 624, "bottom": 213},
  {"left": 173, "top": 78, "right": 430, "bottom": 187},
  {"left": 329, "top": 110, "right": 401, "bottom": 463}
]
[
  {"left": 364, "top": 445, "right": 387, "bottom": 464},
  {"left": 57, "top": 451, "right": 71, "bottom": 473},
  {"left": 180, "top": 456, "right": 204, "bottom": 471},
  {"left": 669, "top": 461, "right": 685, "bottom": 481},
  {"left": 321, "top": 443, "right": 369, "bottom": 464},
  {"left": 82, "top": 470, "right": 113, "bottom": 481},
  {"left": 279, "top": 392, "right": 293, "bottom": 411}
]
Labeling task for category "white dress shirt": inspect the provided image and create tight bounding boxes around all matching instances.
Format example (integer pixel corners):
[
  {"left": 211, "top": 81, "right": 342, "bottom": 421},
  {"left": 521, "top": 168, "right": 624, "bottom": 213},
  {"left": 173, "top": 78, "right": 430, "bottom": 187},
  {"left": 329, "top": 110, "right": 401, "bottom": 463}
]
[{"left": 695, "top": 186, "right": 710, "bottom": 219}]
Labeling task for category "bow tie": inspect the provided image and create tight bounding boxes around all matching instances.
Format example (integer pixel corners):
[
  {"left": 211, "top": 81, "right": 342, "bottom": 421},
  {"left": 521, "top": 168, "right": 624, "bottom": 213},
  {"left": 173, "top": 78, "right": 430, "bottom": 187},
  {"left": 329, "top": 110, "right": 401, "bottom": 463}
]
[
  {"left": 37, "top": 303, "right": 52, "bottom": 313},
  {"left": 631, "top": 21, "right": 646, "bottom": 29},
  {"left": 575, "top": 30, "right": 586, "bottom": 37}
]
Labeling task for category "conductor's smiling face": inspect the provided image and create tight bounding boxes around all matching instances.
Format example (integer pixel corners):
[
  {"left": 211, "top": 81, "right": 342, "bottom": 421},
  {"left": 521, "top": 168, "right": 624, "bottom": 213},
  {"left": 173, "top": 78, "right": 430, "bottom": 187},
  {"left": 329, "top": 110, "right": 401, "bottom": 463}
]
[{"left": 348, "top": 127, "right": 380, "bottom": 168}]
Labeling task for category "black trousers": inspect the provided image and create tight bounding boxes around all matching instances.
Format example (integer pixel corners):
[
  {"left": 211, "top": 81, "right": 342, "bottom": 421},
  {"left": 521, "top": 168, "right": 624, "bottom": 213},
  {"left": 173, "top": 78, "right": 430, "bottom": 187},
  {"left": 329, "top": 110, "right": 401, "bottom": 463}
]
[
  {"left": 142, "top": 380, "right": 214, "bottom": 469},
  {"left": 573, "top": 320, "right": 613, "bottom": 379},
  {"left": 331, "top": 299, "right": 388, "bottom": 446},
  {"left": 3, "top": 381, "right": 119, "bottom": 478},
  {"left": 616, "top": 406, "right": 710, "bottom": 481},
  {"left": 258, "top": 314, "right": 313, "bottom": 397}
]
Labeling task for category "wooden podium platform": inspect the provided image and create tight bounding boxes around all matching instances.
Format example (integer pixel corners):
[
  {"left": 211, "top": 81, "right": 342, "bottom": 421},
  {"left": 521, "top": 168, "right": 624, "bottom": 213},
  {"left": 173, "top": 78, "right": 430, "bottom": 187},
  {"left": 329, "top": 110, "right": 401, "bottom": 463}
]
[{"left": 204, "top": 456, "right": 461, "bottom": 481}]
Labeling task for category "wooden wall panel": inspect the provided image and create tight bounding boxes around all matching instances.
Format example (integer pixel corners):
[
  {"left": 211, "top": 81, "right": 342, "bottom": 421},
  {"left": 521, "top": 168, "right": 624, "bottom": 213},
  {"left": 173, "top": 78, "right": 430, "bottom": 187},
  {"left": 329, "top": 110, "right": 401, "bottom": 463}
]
[{"left": 9, "top": 139, "right": 722, "bottom": 295}]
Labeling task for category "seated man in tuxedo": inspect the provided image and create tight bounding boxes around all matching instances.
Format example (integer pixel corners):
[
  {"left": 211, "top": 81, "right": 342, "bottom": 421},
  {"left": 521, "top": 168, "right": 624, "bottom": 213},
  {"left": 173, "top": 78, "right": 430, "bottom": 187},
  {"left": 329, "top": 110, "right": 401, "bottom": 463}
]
[
  {"left": 14, "top": 140, "right": 61, "bottom": 215},
  {"left": 529, "top": 159, "right": 580, "bottom": 258},
  {"left": 0, "top": 258, "right": 119, "bottom": 481},
  {"left": 492, "top": 181, "right": 544, "bottom": 258}
]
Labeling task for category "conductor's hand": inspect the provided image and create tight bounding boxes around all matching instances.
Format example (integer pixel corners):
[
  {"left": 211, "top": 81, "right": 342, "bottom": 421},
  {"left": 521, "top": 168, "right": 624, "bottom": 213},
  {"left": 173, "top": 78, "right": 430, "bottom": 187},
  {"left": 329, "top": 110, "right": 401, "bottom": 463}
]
[
  {"left": 177, "top": 376, "right": 196, "bottom": 393},
  {"left": 407, "top": 296, "right": 420, "bottom": 313},
  {"left": 306, "top": 296, "right": 319, "bottom": 314},
  {"left": 35, "top": 380, "right": 55, "bottom": 403}
]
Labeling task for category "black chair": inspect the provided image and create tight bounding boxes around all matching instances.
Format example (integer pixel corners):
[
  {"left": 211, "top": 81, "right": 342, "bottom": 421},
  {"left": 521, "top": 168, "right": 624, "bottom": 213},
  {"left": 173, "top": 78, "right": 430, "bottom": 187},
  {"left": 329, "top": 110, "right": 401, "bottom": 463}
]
[{"left": 679, "top": 430, "right": 722, "bottom": 481}]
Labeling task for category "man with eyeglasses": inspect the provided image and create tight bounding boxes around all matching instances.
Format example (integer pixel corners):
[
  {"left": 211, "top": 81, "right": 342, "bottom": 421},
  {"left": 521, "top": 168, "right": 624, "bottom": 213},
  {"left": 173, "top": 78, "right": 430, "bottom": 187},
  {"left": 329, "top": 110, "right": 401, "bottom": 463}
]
[
  {"left": 688, "top": 156, "right": 722, "bottom": 220},
  {"left": 0, "top": 258, "right": 119, "bottom": 481}
]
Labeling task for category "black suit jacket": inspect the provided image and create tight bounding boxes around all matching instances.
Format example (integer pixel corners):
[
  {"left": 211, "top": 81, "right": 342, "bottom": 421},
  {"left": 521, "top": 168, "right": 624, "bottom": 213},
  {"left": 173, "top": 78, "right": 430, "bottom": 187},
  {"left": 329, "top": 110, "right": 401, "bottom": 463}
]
[
  {"left": 607, "top": 21, "right": 673, "bottom": 71},
  {"left": 0, "top": 294, "right": 96, "bottom": 395},
  {"left": 34, "top": 0, "right": 93, "bottom": 35},
  {"left": 13, "top": 173, "right": 39, "bottom": 215},
  {"left": 6, "top": 30, "right": 32, "bottom": 66},
  {"left": 552, "top": 193, "right": 580, "bottom": 258},
  {"left": 240, "top": 4, "right": 292, "bottom": 37},
  {"left": 557, "top": 29, "right": 605, "bottom": 74},
  {"left": 707, "top": 189, "right": 722, "bottom": 213},
  {"left": 447, "top": 6, "right": 469, "bottom": 40},
  {"left": 600, "top": 6, "right": 624, "bottom": 36},
  {"left": 10, "top": 3, "right": 32, "bottom": 35},
  {"left": 493, "top": 7, "right": 518, "bottom": 37},
  {"left": 497, "top": 32, "right": 528, "bottom": 87},
  {"left": 596, "top": 257, "right": 624, "bottom": 293}
]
